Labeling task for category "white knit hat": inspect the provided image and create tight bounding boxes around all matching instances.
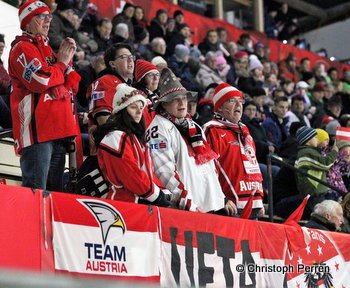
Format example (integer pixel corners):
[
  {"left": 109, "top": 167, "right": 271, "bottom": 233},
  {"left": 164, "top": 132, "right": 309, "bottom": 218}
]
[
  {"left": 213, "top": 82, "right": 243, "bottom": 111},
  {"left": 151, "top": 56, "right": 167, "bottom": 67},
  {"left": 249, "top": 54, "right": 263, "bottom": 71},
  {"left": 112, "top": 84, "right": 147, "bottom": 114}
]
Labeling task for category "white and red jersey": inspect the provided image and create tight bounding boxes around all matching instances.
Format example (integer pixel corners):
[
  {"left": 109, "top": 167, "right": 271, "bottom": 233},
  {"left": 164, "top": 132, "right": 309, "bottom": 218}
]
[
  {"left": 8, "top": 34, "right": 77, "bottom": 154},
  {"left": 203, "top": 119, "right": 264, "bottom": 210},
  {"left": 97, "top": 130, "right": 161, "bottom": 203},
  {"left": 147, "top": 115, "right": 225, "bottom": 212}
]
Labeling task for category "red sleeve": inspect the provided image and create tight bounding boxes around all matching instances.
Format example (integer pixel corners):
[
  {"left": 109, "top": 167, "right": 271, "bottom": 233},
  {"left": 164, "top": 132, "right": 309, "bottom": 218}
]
[
  {"left": 9, "top": 41, "right": 66, "bottom": 94},
  {"left": 99, "top": 135, "right": 160, "bottom": 201}
]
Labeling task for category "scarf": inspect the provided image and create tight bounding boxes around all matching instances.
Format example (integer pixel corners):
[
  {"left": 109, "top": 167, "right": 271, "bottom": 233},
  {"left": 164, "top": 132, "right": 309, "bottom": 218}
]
[
  {"left": 161, "top": 111, "right": 217, "bottom": 165},
  {"left": 214, "top": 113, "right": 262, "bottom": 182}
]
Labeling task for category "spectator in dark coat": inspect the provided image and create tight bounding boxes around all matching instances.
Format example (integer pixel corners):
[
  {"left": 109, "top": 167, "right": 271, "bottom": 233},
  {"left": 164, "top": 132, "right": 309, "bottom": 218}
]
[
  {"left": 112, "top": 3, "right": 135, "bottom": 41},
  {"left": 92, "top": 18, "right": 113, "bottom": 54},
  {"left": 148, "top": 9, "right": 168, "bottom": 41},
  {"left": 305, "top": 200, "right": 344, "bottom": 232},
  {"left": 198, "top": 30, "right": 220, "bottom": 56},
  {"left": 262, "top": 96, "right": 289, "bottom": 150},
  {"left": 167, "top": 23, "right": 191, "bottom": 55}
]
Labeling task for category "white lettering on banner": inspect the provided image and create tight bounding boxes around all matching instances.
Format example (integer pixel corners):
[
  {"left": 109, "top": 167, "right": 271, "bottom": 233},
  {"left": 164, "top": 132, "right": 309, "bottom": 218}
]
[{"left": 239, "top": 181, "right": 263, "bottom": 192}]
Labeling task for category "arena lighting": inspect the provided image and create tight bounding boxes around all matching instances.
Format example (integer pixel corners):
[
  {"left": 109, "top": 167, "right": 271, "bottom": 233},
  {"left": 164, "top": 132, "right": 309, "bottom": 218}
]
[
  {"left": 282, "top": 40, "right": 287, "bottom": 44},
  {"left": 330, "top": 57, "right": 336, "bottom": 61}
]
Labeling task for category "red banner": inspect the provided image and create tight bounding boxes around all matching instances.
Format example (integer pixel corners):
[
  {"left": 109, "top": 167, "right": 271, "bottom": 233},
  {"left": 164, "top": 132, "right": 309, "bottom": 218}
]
[
  {"left": 1, "top": 185, "right": 350, "bottom": 287},
  {"left": 159, "top": 207, "right": 350, "bottom": 287}
]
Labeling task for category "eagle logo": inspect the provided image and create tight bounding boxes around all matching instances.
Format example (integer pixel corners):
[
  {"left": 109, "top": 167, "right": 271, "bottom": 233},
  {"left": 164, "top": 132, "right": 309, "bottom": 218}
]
[{"left": 78, "top": 200, "right": 126, "bottom": 244}]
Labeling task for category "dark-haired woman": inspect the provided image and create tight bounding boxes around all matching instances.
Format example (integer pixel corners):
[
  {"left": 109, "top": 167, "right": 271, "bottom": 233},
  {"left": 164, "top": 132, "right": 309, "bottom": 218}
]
[{"left": 94, "top": 84, "right": 171, "bottom": 207}]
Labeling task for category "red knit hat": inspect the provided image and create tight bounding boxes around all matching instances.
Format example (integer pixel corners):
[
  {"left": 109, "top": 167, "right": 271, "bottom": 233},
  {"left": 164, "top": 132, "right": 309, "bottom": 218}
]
[
  {"left": 135, "top": 59, "right": 158, "bottom": 82},
  {"left": 18, "top": 0, "right": 51, "bottom": 30},
  {"left": 234, "top": 51, "right": 248, "bottom": 60},
  {"left": 213, "top": 82, "right": 243, "bottom": 111}
]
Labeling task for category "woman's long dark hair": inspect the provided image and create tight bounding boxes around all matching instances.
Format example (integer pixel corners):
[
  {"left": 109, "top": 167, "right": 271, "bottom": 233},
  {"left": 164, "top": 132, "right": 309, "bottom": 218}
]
[{"left": 94, "top": 108, "right": 146, "bottom": 147}]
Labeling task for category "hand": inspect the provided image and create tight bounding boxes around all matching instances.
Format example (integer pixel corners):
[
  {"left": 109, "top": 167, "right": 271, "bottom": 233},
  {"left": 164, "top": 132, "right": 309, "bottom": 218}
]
[
  {"left": 57, "top": 38, "right": 76, "bottom": 65},
  {"left": 268, "top": 145, "right": 275, "bottom": 153},
  {"left": 153, "top": 190, "right": 172, "bottom": 207},
  {"left": 225, "top": 200, "right": 237, "bottom": 216},
  {"left": 258, "top": 206, "right": 265, "bottom": 218}
]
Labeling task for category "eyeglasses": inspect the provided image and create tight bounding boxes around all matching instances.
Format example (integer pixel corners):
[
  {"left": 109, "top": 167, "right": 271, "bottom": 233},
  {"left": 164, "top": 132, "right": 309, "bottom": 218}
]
[
  {"left": 228, "top": 98, "right": 245, "bottom": 105},
  {"left": 116, "top": 54, "right": 136, "bottom": 61},
  {"left": 36, "top": 13, "right": 53, "bottom": 20},
  {"left": 146, "top": 72, "right": 160, "bottom": 79}
]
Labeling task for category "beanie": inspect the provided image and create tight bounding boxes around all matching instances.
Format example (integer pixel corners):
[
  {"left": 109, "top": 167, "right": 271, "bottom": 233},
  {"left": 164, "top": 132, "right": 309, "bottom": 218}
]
[
  {"left": 313, "top": 82, "right": 325, "bottom": 92},
  {"left": 174, "top": 44, "right": 190, "bottom": 61},
  {"left": 336, "top": 140, "right": 350, "bottom": 150},
  {"left": 316, "top": 128, "right": 329, "bottom": 145},
  {"left": 112, "top": 84, "right": 147, "bottom": 114},
  {"left": 213, "top": 83, "right": 243, "bottom": 111},
  {"left": 216, "top": 55, "right": 227, "bottom": 66},
  {"left": 325, "top": 120, "right": 340, "bottom": 136},
  {"left": 151, "top": 56, "right": 167, "bottom": 67},
  {"left": 234, "top": 51, "right": 248, "bottom": 60},
  {"left": 135, "top": 59, "right": 158, "bottom": 82},
  {"left": 296, "top": 126, "right": 317, "bottom": 145},
  {"left": 18, "top": 0, "right": 51, "bottom": 30},
  {"left": 249, "top": 54, "right": 263, "bottom": 71}
]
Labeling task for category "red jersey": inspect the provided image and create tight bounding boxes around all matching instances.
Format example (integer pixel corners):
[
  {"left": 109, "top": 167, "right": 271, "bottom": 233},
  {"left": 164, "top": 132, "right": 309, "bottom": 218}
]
[{"left": 8, "top": 33, "right": 77, "bottom": 154}]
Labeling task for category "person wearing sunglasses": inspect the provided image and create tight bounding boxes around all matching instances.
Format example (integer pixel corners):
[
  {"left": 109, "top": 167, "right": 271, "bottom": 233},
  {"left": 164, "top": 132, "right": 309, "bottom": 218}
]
[{"left": 8, "top": 0, "right": 80, "bottom": 191}]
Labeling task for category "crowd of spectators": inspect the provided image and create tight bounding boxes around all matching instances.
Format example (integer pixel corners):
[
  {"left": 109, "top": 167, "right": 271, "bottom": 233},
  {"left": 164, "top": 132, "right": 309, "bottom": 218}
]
[{"left": 1, "top": 0, "right": 350, "bottom": 232}]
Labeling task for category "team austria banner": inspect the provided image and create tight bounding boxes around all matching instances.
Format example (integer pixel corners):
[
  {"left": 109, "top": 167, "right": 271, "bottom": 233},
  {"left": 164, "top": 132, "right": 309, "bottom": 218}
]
[{"left": 51, "top": 193, "right": 161, "bottom": 281}]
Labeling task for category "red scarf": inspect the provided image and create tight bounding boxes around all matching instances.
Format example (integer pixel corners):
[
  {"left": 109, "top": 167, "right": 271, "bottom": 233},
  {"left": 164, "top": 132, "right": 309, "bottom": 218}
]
[
  {"left": 161, "top": 111, "right": 217, "bottom": 165},
  {"left": 214, "top": 113, "right": 262, "bottom": 182}
]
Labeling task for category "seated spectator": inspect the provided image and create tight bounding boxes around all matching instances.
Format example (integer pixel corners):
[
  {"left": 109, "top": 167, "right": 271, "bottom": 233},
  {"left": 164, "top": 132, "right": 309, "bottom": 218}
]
[
  {"left": 326, "top": 140, "right": 350, "bottom": 201},
  {"left": 216, "top": 53, "right": 231, "bottom": 83},
  {"left": 264, "top": 7, "right": 278, "bottom": 39},
  {"left": 132, "top": 59, "right": 160, "bottom": 125},
  {"left": 233, "top": 51, "right": 250, "bottom": 86},
  {"left": 112, "top": 23, "right": 129, "bottom": 44},
  {"left": 309, "top": 82, "right": 327, "bottom": 128},
  {"left": 167, "top": 23, "right": 191, "bottom": 55},
  {"left": 315, "top": 128, "right": 329, "bottom": 150},
  {"left": 94, "top": 84, "right": 171, "bottom": 207},
  {"left": 262, "top": 96, "right": 289, "bottom": 150},
  {"left": 112, "top": 3, "right": 135, "bottom": 41},
  {"left": 198, "top": 29, "right": 220, "bottom": 56},
  {"left": 305, "top": 200, "right": 344, "bottom": 232},
  {"left": 147, "top": 68, "right": 233, "bottom": 214},
  {"left": 313, "top": 63, "right": 327, "bottom": 83},
  {"left": 278, "top": 52, "right": 299, "bottom": 83},
  {"left": 92, "top": 18, "right": 113, "bottom": 54},
  {"left": 150, "top": 37, "right": 167, "bottom": 59},
  {"left": 285, "top": 95, "right": 311, "bottom": 132},
  {"left": 132, "top": 6, "right": 147, "bottom": 29},
  {"left": 250, "top": 88, "right": 267, "bottom": 121},
  {"left": 237, "top": 33, "right": 254, "bottom": 54},
  {"left": 341, "top": 193, "right": 350, "bottom": 233},
  {"left": 278, "top": 122, "right": 304, "bottom": 160},
  {"left": 295, "top": 127, "right": 338, "bottom": 215},
  {"left": 148, "top": 9, "right": 168, "bottom": 41},
  {"left": 203, "top": 83, "right": 264, "bottom": 219},
  {"left": 88, "top": 43, "right": 134, "bottom": 127},
  {"left": 295, "top": 81, "right": 311, "bottom": 110},
  {"left": 195, "top": 51, "right": 222, "bottom": 90},
  {"left": 216, "top": 27, "right": 229, "bottom": 50},
  {"left": 325, "top": 119, "right": 340, "bottom": 146},
  {"left": 254, "top": 42, "right": 266, "bottom": 60},
  {"left": 133, "top": 26, "right": 152, "bottom": 61},
  {"left": 237, "top": 54, "right": 264, "bottom": 95},
  {"left": 173, "top": 10, "right": 185, "bottom": 32},
  {"left": 326, "top": 94, "right": 342, "bottom": 121}
]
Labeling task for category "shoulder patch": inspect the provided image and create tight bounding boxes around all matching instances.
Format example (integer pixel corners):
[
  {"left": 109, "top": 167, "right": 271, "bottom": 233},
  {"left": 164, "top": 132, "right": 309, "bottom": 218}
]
[
  {"left": 149, "top": 139, "right": 168, "bottom": 152},
  {"left": 23, "top": 58, "right": 42, "bottom": 82},
  {"left": 91, "top": 90, "right": 105, "bottom": 100}
]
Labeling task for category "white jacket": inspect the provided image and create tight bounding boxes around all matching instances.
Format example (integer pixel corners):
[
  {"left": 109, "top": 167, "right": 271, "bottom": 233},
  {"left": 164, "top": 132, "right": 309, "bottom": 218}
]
[{"left": 147, "top": 115, "right": 225, "bottom": 212}]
